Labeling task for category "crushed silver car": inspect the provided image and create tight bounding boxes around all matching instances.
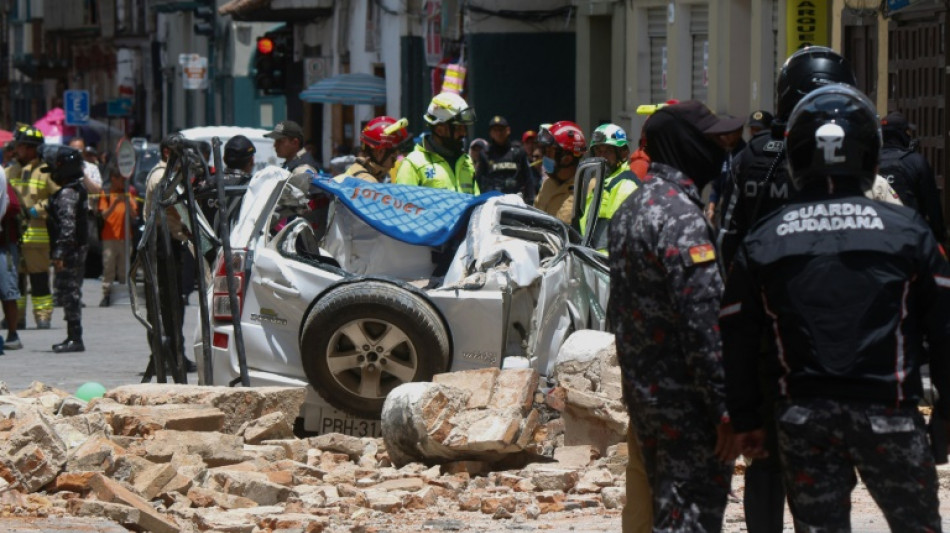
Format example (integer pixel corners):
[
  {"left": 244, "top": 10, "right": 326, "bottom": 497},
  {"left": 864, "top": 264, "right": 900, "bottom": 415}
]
[{"left": 196, "top": 162, "right": 610, "bottom": 436}]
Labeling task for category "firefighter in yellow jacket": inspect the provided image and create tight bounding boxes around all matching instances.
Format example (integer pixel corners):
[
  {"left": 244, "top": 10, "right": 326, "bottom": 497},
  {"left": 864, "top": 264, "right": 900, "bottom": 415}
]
[{"left": 8, "top": 126, "right": 57, "bottom": 329}]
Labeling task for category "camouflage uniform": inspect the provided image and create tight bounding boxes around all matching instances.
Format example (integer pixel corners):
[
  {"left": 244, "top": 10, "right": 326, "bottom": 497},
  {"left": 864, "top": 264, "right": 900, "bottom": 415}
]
[
  {"left": 48, "top": 178, "right": 88, "bottom": 344},
  {"left": 607, "top": 161, "right": 733, "bottom": 532},
  {"left": 721, "top": 195, "right": 950, "bottom": 532}
]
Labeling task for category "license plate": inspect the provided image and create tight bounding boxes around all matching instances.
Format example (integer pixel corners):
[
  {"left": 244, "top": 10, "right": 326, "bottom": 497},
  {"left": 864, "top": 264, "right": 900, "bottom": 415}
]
[{"left": 316, "top": 409, "right": 382, "bottom": 438}]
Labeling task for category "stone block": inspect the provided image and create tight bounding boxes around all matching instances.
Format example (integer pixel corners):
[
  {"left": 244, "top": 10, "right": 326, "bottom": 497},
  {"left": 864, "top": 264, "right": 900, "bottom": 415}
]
[
  {"left": 105, "top": 384, "right": 306, "bottom": 434},
  {"left": 106, "top": 404, "right": 226, "bottom": 436},
  {"left": 88, "top": 473, "right": 181, "bottom": 533},
  {"left": 553, "top": 445, "right": 600, "bottom": 468},
  {"left": 308, "top": 433, "right": 366, "bottom": 460},
  {"left": 433, "top": 368, "right": 497, "bottom": 408},
  {"left": 144, "top": 430, "right": 245, "bottom": 466},
  {"left": 0, "top": 403, "right": 67, "bottom": 492},
  {"left": 488, "top": 369, "right": 538, "bottom": 412},
  {"left": 241, "top": 411, "right": 293, "bottom": 444},
  {"left": 68, "top": 499, "right": 141, "bottom": 528},
  {"left": 51, "top": 471, "right": 97, "bottom": 494},
  {"left": 208, "top": 469, "right": 292, "bottom": 505},
  {"left": 602, "top": 486, "right": 626, "bottom": 509},
  {"left": 443, "top": 408, "right": 522, "bottom": 452},
  {"left": 132, "top": 462, "right": 178, "bottom": 500},
  {"left": 66, "top": 437, "right": 126, "bottom": 473}
]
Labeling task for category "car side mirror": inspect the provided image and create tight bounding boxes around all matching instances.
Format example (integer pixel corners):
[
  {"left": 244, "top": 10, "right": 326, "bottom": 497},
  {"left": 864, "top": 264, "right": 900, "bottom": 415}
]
[{"left": 571, "top": 157, "right": 608, "bottom": 249}]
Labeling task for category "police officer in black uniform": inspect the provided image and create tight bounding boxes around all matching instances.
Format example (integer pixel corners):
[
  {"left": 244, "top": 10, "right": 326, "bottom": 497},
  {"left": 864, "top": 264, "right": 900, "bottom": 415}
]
[
  {"left": 719, "top": 46, "right": 859, "bottom": 268},
  {"left": 879, "top": 111, "right": 946, "bottom": 243},
  {"left": 716, "top": 47, "right": 860, "bottom": 533},
  {"left": 43, "top": 146, "right": 88, "bottom": 353},
  {"left": 196, "top": 135, "right": 256, "bottom": 230},
  {"left": 476, "top": 115, "right": 534, "bottom": 204},
  {"left": 721, "top": 83, "right": 950, "bottom": 532}
]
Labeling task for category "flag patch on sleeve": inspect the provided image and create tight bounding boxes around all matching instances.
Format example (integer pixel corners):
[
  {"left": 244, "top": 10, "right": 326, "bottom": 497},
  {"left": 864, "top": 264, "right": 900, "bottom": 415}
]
[{"left": 687, "top": 244, "right": 716, "bottom": 264}]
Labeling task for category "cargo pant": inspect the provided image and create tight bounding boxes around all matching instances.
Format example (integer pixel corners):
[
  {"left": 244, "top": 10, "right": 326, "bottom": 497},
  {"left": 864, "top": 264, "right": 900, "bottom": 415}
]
[
  {"left": 776, "top": 398, "right": 941, "bottom": 532},
  {"left": 54, "top": 247, "right": 87, "bottom": 325},
  {"left": 631, "top": 399, "right": 734, "bottom": 532}
]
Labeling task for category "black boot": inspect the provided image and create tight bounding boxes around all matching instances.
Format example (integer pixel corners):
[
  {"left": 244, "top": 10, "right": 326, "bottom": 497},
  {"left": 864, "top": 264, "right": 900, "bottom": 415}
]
[{"left": 53, "top": 322, "right": 84, "bottom": 353}]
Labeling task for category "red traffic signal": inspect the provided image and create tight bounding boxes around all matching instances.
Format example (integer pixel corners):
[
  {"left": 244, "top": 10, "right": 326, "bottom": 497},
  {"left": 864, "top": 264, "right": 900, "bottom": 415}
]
[{"left": 257, "top": 37, "right": 274, "bottom": 55}]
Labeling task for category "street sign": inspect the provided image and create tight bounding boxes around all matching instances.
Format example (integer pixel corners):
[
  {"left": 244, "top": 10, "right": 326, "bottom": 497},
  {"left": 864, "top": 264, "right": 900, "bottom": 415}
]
[
  {"left": 64, "top": 90, "right": 90, "bottom": 126},
  {"left": 179, "top": 53, "right": 208, "bottom": 90},
  {"left": 107, "top": 98, "right": 133, "bottom": 117},
  {"left": 115, "top": 138, "right": 136, "bottom": 179}
]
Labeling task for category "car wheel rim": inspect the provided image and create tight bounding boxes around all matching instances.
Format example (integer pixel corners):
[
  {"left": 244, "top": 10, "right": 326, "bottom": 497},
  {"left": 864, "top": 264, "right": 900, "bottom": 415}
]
[{"left": 325, "top": 318, "right": 419, "bottom": 399}]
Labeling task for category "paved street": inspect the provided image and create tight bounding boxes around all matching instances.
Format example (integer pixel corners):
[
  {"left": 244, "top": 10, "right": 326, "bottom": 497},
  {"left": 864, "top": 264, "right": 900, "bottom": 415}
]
[{"left": 0, "top": 278, "right": 200, "bottom": 394}]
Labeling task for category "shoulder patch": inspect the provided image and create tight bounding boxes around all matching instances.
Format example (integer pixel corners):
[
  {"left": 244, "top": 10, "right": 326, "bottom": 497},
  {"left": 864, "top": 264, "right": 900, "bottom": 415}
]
[
  {"left": 686, "top": 243, "right": 716, "bottom": 265},
  {"left": 763, "top": 140, "right": 784, "bottom": 154}
]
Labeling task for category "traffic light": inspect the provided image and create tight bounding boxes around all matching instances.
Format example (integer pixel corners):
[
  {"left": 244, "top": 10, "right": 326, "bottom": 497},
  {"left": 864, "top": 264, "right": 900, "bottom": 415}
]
[
  {"left": 254, "top": 31, "right": 290, "bottom": 95},
  {"left": 194, "top": 4, "right": 214, "bottom": 37}
]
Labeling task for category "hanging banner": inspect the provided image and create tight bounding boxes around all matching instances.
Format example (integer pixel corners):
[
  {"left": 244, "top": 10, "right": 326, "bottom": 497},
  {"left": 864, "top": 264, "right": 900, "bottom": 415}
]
[
  {"left": 442, "top": 64, "right": 466, "bottom": 94},
  {"left": 786, "top": 0, "right": 829, "bottom": 57}
]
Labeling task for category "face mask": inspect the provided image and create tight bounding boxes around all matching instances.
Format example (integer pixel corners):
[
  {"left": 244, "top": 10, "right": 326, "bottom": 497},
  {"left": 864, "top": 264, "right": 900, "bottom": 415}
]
[{"left": 542, "top": 156, "right": 555, "bottom": 174}]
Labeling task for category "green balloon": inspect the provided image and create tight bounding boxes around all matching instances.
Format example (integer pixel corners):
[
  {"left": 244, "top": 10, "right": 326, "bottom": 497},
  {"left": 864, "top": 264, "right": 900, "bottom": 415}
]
[{"left": 75, "top": 382, "right": 107, "bottom": 402}]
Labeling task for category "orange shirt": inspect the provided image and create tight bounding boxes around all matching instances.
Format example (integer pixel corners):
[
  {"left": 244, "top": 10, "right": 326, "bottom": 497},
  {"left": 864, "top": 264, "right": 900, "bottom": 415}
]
[{"left": 98, "top": 187, "right": 138, "bottom": 240}]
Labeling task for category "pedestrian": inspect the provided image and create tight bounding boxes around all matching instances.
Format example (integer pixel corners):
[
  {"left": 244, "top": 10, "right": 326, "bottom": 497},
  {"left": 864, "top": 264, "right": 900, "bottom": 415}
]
[
  {"left": 580, "top": 123, "right": 640, "bottom": 252},
  {"left": 97, "top": 163, "right": 137, "bottom": 307},
  {"left": 704, "top": 115, "right": 746, "bottom": 223},
  {"left": 265, "top": 120, "right": 320, "bottom": 192},
  {"left": 8, "top": 126, "right": 55, "bottom": 330},
  {"left": 521, "top": 130, "right": 542, "bottom": 192},
  {"left": 335, "top": 117, "right": 410, "bottom": 183},
  {"left": 43, "top": 146, "right": 88, "bottom": 353},
  {"left": 607, "top": 100, "right": 737, "bottom": 532},
  {"left": 716, "top": 47, "right": 898, "bottom": 533},
  {"left": 395, "top": 92, "right": 479, "bottom": 194},
  {"left": 721, "top": 83, "right": 949, "bottom": 532},
  {"left": 468, "top": 138, "right": 488, "bottom": 176},
  {"left": 879, "top": 110, "right": 946, "bottom": 243},
  {"left": 67, "top": 137, "right": 103, "bottom": 197},
  {"left": 475, "top": 115, "right": 534, "bottom": 204},
  {"left": 0, "top": 149, "right": 21, "bottom": 351},
  {"left": 747, "top": 110, "right": 773, "bottom": 137},
  {"left": 533, "top": 121, "right": 585, "bottom": 225},
  {"left": 143, "top": 135, "right": 196, "bottom": 374}
]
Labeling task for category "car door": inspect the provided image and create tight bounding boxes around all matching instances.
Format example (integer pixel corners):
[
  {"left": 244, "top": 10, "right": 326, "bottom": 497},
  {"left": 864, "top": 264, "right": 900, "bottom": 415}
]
[{"left": 242, "top": 220, "right": 344, "bottom": 377}]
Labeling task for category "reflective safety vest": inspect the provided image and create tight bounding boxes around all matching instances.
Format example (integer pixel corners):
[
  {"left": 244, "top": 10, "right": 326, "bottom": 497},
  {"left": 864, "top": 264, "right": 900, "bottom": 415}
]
[
  {"left": 580, "top": 161, "right": 640, "bottom": 253},
  {"left": 11, "top": 158, "right": 57, "bottom": 246},
  {"left": 395, "top": 139, "right": 479, "bottom": 195}
]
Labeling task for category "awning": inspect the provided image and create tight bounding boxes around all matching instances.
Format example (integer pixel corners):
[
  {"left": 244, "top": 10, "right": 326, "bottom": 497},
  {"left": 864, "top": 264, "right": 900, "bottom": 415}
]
[
  {"left": 218, "top": 0, "right": 332, "bottom": 22},
  {"left": 299, "top": 73, "right": 386, "bottom": 106}
]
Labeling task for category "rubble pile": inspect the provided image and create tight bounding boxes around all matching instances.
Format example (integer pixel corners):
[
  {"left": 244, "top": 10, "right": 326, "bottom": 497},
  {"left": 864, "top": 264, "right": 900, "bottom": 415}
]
[{"left": 0, "top": 341, "right": 630, "bottom": 532}]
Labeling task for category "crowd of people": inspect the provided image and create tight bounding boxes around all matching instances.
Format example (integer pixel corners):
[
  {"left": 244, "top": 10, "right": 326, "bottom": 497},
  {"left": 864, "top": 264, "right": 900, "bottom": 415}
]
[{"left": 3, "top": 42, "right": 948, "bottom": 532}]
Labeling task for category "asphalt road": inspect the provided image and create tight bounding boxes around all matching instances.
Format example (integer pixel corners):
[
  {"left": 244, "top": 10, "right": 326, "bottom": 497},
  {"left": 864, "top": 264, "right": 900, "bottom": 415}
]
[{"left": 0, "top": 279, "right": 201, "bottom": 395}]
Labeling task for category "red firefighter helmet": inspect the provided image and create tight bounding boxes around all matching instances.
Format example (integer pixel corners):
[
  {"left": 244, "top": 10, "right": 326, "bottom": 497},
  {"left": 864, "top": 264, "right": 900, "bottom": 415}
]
[
  {"left": 361, "top": 116, "right": 410, "bottom": 150},
  {"left": 536, "top": 121, "right": 586, "bottom": 158}
]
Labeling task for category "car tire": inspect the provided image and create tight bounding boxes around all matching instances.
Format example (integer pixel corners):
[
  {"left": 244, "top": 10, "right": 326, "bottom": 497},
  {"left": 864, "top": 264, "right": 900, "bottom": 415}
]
[{"left": 301, "top": 281, "right": 450, "bottom": 419}]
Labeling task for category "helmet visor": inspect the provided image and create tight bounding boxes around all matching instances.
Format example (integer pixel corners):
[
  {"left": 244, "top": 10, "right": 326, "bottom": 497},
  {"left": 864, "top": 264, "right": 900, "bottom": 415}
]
[
  {"left": 453, "top": 107, "right": 476, "bottom": 125},
  {"left": 589, "top": 129, "right": 608, "bottom": 146},
  {"left": 536, "top": 127, "right": 555, "bottom": 147}
]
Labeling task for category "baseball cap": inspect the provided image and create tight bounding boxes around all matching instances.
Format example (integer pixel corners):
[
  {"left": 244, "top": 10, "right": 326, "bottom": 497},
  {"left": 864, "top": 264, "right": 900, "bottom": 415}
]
[
  {"left": 522, "top": 130, "right": 537, "bottom": 143},
  {"left": 881, "top": 111, "right": 911, "bottom": 132},
  {"left": 669, "top": 101, "right": 745, "bottom": 135},
  {"left": 748, "top": 110, "right": 774, "bottom": 130},
  {"left": 224, "top": 135, "right": 256, "bottom": 166},
  {"left": 489, "top": 115, "right": 509, "bottom": 128},
  {"left": 702, "top": 113, "right": 745, "bottom": 135},
  {"left": 264, "top": 120, "right": 304, "bottom": 141}
]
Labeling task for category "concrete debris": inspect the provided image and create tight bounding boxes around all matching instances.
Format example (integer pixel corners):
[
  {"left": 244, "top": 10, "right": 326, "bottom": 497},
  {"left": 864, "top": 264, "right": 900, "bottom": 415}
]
[
  {"left": 0, "top": 337, "right": 630, "bottom": 532},
  {"left": 552, "top": 330, "right": 628, "bottom": 453}
]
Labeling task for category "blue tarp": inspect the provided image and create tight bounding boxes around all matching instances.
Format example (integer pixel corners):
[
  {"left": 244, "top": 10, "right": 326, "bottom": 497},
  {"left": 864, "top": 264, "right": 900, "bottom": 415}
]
[{"left": 313, "top": 177, "right": 501, "bottom": 247}]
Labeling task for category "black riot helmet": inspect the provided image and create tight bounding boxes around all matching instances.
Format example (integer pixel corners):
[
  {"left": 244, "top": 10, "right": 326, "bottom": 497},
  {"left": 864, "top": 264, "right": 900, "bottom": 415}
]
[
  {"left": 776, "top": 47, "right": 857, "bottom": 124},
  {"left": 785, "top": 84, "right": 881, "bottom": 193},
  {"left": 40, "top": 146, "right": 85, "bottom": 186}
]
